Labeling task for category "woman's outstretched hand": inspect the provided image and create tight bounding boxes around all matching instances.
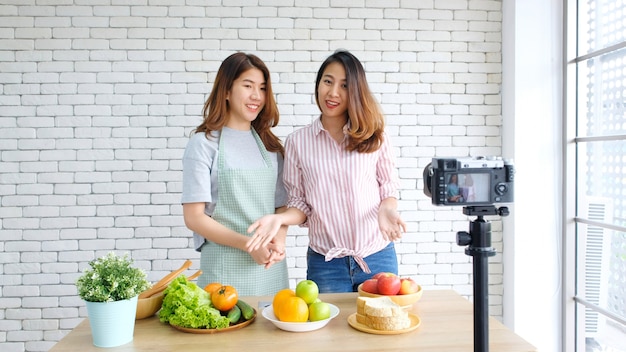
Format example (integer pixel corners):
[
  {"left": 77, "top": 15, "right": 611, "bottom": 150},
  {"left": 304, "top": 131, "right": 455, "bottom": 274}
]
[
  {"left": 246, "top": 214, "right": 283, "bottom": 252},
  {"left": 378, "top": 199, "right": 407, "bottom": 241}
]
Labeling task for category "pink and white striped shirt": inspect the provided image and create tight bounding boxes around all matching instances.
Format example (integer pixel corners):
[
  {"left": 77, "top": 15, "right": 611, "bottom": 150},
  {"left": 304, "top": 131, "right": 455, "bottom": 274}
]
[{"left": 284, "top": 118, "right": 400, "bottom": 273}]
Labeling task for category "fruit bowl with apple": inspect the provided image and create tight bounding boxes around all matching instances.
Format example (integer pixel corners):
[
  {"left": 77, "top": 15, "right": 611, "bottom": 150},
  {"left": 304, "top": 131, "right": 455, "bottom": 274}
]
[
  {"left": 357, "top": 273, "right": 423, "bottom": 308},
  {"left": 262, "top": 280, "right": 341, "bottom": 332},
  {"left": 262, "top": 303, "right": 340, "bottom": 332}
]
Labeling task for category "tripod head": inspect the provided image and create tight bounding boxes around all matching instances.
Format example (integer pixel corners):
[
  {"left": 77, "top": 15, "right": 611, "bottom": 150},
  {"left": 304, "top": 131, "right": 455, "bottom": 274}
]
[{"left": 462, "top": 205, "right": 509, "bottom": 218}]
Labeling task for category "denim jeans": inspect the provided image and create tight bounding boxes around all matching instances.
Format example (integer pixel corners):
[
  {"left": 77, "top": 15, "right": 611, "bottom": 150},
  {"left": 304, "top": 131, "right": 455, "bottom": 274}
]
[{"left": 306, "top": 242, "right": 398, "bottom": 293}]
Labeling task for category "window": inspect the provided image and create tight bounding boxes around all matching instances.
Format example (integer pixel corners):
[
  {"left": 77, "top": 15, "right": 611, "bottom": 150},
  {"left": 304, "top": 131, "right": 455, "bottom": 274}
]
[{"left": 567, "top": 0, "right": 626, "bottom": 351}]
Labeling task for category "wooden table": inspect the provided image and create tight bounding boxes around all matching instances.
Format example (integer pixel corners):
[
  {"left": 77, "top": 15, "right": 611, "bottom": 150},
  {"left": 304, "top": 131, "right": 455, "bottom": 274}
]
[{"left": 50, "top": 290, "right": 536, "bottom": 351}]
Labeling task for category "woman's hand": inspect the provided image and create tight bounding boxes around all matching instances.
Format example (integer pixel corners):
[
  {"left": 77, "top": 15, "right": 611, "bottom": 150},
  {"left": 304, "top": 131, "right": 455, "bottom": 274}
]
[
  {"left": 248, "top": 207, "right": 306, "bottom": 252},
  {"left": 247, "top": 240, "right": 285, "bottom": 268},
  {"left": 264, "top": 241, "right": 286, "bottom": 269},
  {"left": 246, "top": 214, "right": 283, "bottom": 252},
  {"left": 248, "top": 245, "right": 273, "bottom": 266},
  {"left": 378, "top": 198, "right": 407, "bottom": 241}
]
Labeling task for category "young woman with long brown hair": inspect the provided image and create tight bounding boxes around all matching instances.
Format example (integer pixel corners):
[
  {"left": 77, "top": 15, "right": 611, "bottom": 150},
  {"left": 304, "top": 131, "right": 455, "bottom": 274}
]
[
  {"left": 181, "top": 52, "right": 288, "bottom": 296},
  {"left": 246, "top": 50, "right": 406, "bottom": 293}
]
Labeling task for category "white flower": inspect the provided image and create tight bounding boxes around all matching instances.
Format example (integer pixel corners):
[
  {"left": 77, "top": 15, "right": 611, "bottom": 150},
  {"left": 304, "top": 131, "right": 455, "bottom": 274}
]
[{"left": 76, "top": 252, "right": 150, "bottom": 302}]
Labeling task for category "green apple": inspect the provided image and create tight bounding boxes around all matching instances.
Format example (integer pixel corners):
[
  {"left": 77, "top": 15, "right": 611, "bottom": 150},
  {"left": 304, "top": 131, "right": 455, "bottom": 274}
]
[
  {"left": 295, "top": 280, "right": 319, "bottom": 304},
  {"left": 308, "top": 301, "right": 331, "bottom": 321}
]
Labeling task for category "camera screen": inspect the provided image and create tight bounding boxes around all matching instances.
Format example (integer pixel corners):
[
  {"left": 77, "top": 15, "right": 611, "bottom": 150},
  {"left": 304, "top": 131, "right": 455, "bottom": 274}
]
[{"left": 445, "top": 173, "right": 490, "bottom": 204}]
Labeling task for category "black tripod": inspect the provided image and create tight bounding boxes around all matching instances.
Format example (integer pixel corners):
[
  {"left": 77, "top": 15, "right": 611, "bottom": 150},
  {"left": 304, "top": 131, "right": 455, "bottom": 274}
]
[{"left": 456, "top": 205, "right": 509, "bottom": 352}]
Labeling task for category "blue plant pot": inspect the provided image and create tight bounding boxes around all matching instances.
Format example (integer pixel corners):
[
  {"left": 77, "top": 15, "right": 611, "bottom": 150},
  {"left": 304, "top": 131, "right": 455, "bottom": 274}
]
[{"left": 85, "top": 296, "right": 138, "bottom": 348}]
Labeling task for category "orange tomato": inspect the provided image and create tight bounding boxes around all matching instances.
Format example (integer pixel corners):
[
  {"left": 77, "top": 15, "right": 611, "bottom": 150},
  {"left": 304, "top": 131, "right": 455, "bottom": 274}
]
[
  {"left": 272, "top": 288, "right": 296, "bottom": 319},
  {"left": 211, "top": 285, "right": 238, "bottom": 311},
  {"left": 277, "top": 296, "right": 309, "bottom": 322},
  {"left": 204, "top": 282, "right": 221, "bottom": 294}
]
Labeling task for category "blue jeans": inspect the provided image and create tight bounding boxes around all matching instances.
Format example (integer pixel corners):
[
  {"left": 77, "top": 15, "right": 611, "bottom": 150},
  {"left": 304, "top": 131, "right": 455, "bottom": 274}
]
[{"left": 306, "top": 243, "right": 398, "bottom": 293}]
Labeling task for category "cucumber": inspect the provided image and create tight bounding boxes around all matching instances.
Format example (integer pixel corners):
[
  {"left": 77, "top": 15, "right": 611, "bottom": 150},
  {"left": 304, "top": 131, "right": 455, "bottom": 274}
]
[
  {"left": 236, "top": 300, "right": 255, "bottom": 320},
  {"left": 226, "top": 304, "right": 241, "bottom": 324}
]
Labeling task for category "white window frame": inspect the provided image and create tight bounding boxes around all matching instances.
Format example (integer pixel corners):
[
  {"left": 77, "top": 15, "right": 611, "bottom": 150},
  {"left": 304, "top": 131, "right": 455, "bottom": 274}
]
[{"left": 564, "top": 0, "right": 626, "bottom": 351}]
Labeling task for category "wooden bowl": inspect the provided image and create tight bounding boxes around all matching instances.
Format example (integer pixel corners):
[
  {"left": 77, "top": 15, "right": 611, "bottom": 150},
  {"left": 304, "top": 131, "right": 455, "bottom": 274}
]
[
  {"left": 136, "top": 292, "right": 164, "bottom": 320},
  {"left": 357, "top": 283, "right": 423, "bottom": 308}
]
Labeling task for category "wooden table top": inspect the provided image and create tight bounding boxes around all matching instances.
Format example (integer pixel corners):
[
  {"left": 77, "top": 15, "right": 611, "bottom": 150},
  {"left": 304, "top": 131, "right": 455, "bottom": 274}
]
[{"left": 50, "top": 290, "right": 536, "bottom": 352}]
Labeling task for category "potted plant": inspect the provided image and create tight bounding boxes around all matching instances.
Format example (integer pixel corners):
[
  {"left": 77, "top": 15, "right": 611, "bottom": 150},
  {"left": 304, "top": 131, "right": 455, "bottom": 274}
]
[{"left": 76, "top": 252, "right": 150, "bottom": 348}]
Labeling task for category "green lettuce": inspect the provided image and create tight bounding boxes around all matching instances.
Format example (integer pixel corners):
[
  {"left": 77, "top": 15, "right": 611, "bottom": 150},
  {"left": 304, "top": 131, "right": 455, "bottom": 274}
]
[{"left": 158, "top": 276, "right": 229, "bottom": 329}]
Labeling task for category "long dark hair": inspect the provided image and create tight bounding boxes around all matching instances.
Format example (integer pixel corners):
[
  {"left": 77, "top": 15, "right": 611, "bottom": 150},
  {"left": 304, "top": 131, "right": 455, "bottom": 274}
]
[
  {"left": 195, "top": 52, "right": 283, "bottom": 155},
  {"left": 315, "top": 50, "right": 385, "bottom": 153}
]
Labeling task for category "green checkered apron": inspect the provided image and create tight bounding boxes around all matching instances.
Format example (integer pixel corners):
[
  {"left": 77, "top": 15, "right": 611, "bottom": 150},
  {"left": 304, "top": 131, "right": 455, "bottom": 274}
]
[{"left": 198, "top": 129, "right": 288, "bottom": 296}]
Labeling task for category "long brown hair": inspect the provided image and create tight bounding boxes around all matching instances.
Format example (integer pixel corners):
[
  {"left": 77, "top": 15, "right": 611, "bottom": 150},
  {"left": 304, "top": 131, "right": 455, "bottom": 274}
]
[
  {"left": 315, "top": 50, "right": 385, "bottom": 153},
  {"left": 195, "top": 52, "right": 283, "bottom": 155}
]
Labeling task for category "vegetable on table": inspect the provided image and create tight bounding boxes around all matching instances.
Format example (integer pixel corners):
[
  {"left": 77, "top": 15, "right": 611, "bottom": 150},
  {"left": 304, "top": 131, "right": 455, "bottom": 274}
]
[
  {"left": 211, "top": 285, "right": 239, "bottom": 311},
  {"left": 226, "top": 304, "right": 242, "bottom": 324},
  {"left": 158, "top": 276, "right": 229, "bottom": 329},
  {"left": 142, "top": 269, "right": 203, "bottom": 299},
  {"left": 236, "top": 300, "right": 255, "bottom": 321}
]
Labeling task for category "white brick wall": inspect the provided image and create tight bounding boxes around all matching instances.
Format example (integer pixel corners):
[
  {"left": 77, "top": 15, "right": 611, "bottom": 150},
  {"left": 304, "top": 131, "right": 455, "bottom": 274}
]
[{"left": 0, "top": 1, "right": 503, "bottom": 350}]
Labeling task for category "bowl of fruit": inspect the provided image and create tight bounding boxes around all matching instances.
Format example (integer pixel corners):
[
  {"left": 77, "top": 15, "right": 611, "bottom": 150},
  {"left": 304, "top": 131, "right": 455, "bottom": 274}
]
[
  {"left": 262, "top": 280, "right": 340, "bottom": 332},
  {"left": 357, "top": 273, "right": 423, "bottom": 308}
]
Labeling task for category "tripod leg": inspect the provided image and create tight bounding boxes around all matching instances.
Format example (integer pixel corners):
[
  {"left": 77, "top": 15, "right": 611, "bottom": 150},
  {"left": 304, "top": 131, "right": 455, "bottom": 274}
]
[
  {"left": 473, "top": 252, "right": 489, "bottom": 352},
  {"left": 465, "top": 217, "right": 496, "bottom": 352}
]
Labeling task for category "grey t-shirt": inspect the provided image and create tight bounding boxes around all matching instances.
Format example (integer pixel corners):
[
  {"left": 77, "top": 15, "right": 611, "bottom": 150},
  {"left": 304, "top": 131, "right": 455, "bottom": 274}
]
[{"left": 181, "top": 127, "right": 287, "bottom": 251}]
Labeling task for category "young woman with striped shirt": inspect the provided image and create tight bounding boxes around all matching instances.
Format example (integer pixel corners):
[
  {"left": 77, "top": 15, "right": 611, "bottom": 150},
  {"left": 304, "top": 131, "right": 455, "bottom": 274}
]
[{"left": 246, "top": 50, "right": 406, "bottom": 293}]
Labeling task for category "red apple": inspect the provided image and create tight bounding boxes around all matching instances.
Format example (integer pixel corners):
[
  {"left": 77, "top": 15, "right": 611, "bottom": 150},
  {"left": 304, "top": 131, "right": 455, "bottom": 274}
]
[
  {"left": 361, "top": 279, "right": 379, "bottom": 294},
  {"left": 372, "top": 272, "right": 396, "bottom": 280},
  {"left": 399, "top": 278, "right": 419, "bottom": 295},
  {"left": 377, "top": 275, "right": 401, "bottom": 295}
]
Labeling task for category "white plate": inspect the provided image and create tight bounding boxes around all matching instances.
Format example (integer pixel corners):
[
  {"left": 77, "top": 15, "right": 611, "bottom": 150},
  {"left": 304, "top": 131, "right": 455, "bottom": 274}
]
[{"left": 261, "top": 304, "right": 339, "bottom": 332}]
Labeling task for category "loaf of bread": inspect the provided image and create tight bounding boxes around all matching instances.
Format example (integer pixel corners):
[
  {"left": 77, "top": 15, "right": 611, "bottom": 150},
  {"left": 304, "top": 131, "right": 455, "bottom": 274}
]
[
  {"left": 357, "top": 296, "right": 404, "bottom": 316},
  {"left": 355, "top": 312, "right": 411, "bottom": 331},
  {"left": 355, "top": 296, "right": 411, "bottom": 331}
]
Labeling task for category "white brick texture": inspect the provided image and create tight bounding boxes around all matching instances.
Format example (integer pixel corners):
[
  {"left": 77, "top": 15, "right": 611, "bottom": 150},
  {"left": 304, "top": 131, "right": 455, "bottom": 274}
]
[{"left": 0, "top": 1, "right": 503, "bottom": 350}]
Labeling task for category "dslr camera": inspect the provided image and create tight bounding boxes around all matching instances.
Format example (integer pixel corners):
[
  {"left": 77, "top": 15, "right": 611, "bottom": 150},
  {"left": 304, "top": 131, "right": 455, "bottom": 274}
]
[{"left": 423, "top": 156, "right": 514, "bottom": 206}]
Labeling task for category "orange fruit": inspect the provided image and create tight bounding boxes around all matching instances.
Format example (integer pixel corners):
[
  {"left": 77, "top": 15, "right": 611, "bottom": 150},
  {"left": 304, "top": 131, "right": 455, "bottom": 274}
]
[
  {"left": 272, "top": 288, "right": 296, "bottom": 319},
  {"left": 277, "top": 296, "right": 309, "bottom": 322},
  {"left": 203, "top": 282, "right": 221, "bottom": 294}
]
